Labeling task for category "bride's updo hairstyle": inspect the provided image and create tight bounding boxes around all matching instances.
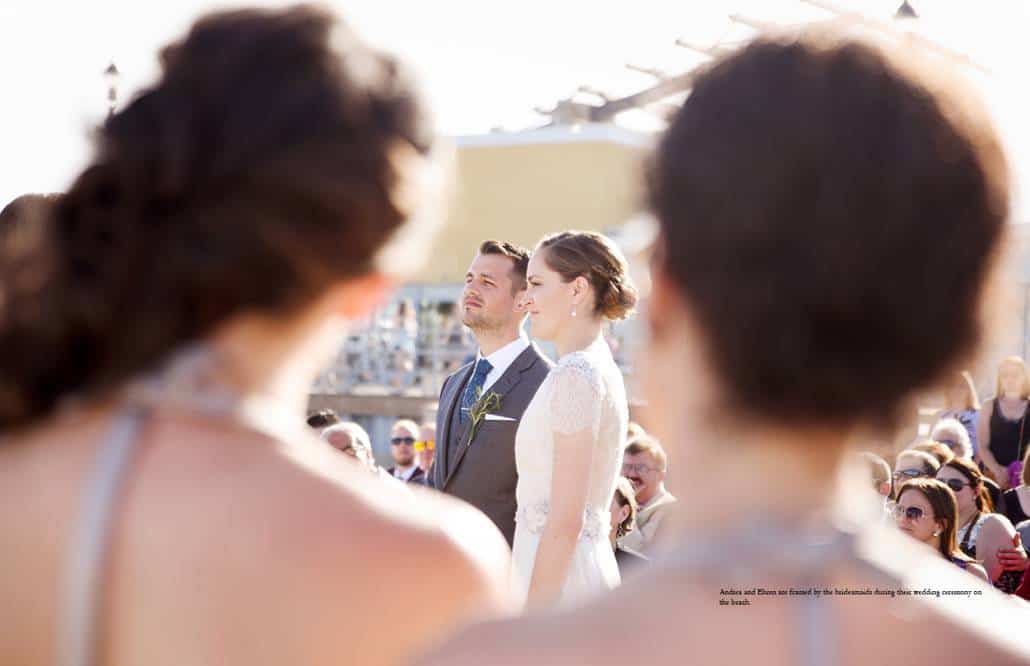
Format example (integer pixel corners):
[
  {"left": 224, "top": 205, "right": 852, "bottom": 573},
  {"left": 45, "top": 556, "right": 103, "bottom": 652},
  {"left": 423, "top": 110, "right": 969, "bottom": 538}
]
[
  {"left": 0, "top": 5, "right": 434, "bottom": 429},
  {"left": 537, "top": 230, "right": 637, "bottom": 320},
  {"left": 647, "top": 35, "right": 1009, "bottom": 429}
]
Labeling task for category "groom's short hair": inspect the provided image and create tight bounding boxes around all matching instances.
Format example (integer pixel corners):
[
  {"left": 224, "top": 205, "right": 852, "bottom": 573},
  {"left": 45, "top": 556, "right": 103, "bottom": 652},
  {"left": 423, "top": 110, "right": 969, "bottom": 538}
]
[{"left": 478, "top": 240, "right": 529, "bottom": 294}]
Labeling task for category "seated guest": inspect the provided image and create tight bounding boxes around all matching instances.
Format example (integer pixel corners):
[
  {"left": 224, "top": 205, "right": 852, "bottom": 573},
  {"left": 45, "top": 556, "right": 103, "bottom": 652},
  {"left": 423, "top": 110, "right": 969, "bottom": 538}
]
[
  {"left": 892, "top": 449, "right": 940, "bottom": 497},
  {"left": 610, "top": 477, "right": 647, "bottom": 575},
  {"left": 388, "top": 419, "right": 425, "bottom": 483},
  {"left": 415, "top": 422, "right": 436, "bottom": 485},
  {"left": 931, "top": 418, "right": 974, "bottom": 460},
  {"left": 938, "top": 458, "right": 1028, "bottom": 592},
  {"left": 862, "top": 452, "right": 893, "bottom": 499},
  {"left": 322, "top": 422, "right": 376, "bottom": 470},
  {"left": 619, "top": 436, "right": 676, "bottom": 555},
  {"left": 894, "top": 478, "right": 988, "bottom": 581},
  {"left": 911, "top": 439, "right": 1007, "bottom": 515},
  {"left": 307, "top": 408, "right": 341, "bottom": 430},
  {"left": 930, "top": 419, "right": 1009, "bottom": 511}
]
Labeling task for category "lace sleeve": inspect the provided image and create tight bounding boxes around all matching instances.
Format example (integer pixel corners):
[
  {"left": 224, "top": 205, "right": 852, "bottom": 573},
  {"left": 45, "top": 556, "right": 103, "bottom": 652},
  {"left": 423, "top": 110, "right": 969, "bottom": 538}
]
[{"left": 549, "top": 356, "right": 604, "bottom": 436}]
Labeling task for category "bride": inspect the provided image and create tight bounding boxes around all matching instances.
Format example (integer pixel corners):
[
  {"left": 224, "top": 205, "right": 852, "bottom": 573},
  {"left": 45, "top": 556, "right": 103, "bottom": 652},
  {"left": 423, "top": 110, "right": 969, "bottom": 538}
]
[{"left": 511, "top": 231, "right": 637, "bottom": 609}]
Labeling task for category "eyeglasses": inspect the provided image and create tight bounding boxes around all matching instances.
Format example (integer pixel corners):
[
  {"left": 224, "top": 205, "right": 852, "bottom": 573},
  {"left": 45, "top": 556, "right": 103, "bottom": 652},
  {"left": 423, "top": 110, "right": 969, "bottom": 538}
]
[
  {"left": 622, "top": 463, "right": 658, "bottom": 475},
  {"left": 941, "top": 478, "right": 973, "bottom": 493},
  {"left": 414, "top": 440, "right": 435, "bottom": 452},
  {"left": 892, "top": 504, "right": 933, "bottom": 522},
  {"left": 391, "top": 436, "right": 416, "bottom": 446},
  {"left": 892, "top": 468, "right": 927, "bottom": 482}
]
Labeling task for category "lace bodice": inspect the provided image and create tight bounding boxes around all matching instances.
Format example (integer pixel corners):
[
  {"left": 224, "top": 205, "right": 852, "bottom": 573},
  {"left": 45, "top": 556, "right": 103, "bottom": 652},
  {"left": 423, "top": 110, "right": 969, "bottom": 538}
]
[{"left": 514, "top": 337, "right": 628, "bottom": 542}]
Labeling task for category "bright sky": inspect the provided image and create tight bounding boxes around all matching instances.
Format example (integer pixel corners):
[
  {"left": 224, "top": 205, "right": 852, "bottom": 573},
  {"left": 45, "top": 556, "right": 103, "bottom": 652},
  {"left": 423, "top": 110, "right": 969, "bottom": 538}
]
[{"left": 2, "top": 0, "right": 1030, "bottom": 216}]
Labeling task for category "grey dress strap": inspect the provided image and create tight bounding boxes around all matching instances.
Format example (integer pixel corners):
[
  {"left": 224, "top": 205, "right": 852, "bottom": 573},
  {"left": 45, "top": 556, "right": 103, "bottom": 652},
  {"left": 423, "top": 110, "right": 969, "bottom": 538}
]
[
  {"left": 58, "top": 406, "right": 148, "bottom": 666},
  {"left": 667, "top": 521, "right": 853, "bottom": 666}
]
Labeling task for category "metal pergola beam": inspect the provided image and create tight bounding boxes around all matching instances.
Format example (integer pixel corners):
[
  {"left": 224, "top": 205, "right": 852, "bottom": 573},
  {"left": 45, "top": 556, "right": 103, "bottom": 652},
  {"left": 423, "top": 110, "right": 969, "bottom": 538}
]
[{"left": 589, "top": 67, "right": 703, "bottom": 122}]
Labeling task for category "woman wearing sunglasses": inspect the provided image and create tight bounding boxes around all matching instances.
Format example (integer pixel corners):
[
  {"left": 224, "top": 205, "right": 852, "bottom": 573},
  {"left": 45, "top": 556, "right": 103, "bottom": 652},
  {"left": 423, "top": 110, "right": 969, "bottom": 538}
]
[
  {"left": 894, "top": 479, "right": 986, "bottom": 581},
  {"left": 937, "top": 458, "right": 1027, "bottom": 593}
]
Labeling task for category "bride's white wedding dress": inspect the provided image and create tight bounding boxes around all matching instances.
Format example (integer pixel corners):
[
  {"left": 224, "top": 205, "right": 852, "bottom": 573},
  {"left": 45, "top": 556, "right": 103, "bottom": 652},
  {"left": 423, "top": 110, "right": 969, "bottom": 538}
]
[{"left": 510, "top": 335, "right": 628, "bottom": 607}]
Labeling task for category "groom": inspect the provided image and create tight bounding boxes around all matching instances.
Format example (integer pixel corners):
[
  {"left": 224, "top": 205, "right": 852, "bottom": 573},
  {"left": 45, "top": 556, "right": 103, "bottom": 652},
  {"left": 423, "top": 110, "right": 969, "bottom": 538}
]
[{"left": 430, "top": 240, "right": 551, "bottom": 546}]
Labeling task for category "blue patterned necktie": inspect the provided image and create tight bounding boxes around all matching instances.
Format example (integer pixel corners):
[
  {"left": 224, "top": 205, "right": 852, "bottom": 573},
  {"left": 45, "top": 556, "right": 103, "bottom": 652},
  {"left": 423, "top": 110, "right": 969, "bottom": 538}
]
[{"left": 459, "top": 358, "right": 493, "bottom": 424}]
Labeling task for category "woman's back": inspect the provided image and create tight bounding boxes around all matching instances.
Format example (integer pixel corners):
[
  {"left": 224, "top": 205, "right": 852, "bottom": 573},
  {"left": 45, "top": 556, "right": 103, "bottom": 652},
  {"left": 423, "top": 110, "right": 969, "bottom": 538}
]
[
  {"left": 422, "top": 525, "right": 1030, "bottom": 666},
  {"left": 0, "top": 405, "right": 508, "bottom": 665}
]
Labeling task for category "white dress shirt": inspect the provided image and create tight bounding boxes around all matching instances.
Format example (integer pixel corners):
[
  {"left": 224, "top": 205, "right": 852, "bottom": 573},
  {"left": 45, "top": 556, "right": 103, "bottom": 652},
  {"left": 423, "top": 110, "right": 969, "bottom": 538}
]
[
  {"left": 393, "top": 464, "right": 418, "bottom": 481},
  {"left": 476, "top": 329, "right": 530, "bottom": 393}
]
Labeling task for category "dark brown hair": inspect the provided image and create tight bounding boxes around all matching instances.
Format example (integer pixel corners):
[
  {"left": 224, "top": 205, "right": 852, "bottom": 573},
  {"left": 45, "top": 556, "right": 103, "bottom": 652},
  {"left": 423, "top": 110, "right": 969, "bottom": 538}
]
[
  {"left": 478, "top": 240, "right": 530, "bottom": 294},
  {"left": 537, "top": 230, "right": 637, "bottom": 320},
  {"left": 0, "top": 5, "right": 433, "bottom": 429},
  {"left": 897, "top": 478, "right": 977, "bottom": 564},
  {"left": 941, "top": 457, "right": 995, "bottom": 513},
  {"left": 0, "top": 194, "right": 60, "bottom": 331},
  {"left": 647, "top": 35, "right": 1008, "bottom": 428}
]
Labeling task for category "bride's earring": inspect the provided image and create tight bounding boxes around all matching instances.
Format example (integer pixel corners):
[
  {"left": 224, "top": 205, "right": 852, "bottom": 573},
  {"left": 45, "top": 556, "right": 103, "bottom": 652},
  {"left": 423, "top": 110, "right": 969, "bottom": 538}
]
[
  {"left": 571, "top": 306, "right": 577, "bottom": 318},
  {"left": 933, "top": 530, "right": 941, "bottom": 537}
]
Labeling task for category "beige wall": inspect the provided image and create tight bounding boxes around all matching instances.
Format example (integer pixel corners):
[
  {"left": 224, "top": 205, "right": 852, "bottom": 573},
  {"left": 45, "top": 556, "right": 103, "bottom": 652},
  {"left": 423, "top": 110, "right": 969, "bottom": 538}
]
[{"left": 412, "top": 135, "right": 647, "bottom": 284}]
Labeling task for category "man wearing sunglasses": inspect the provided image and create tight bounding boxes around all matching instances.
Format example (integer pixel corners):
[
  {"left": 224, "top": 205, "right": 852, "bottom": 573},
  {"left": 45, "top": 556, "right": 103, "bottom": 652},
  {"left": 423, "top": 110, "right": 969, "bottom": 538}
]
[{"left": 387, "top": 419, "right": 425, "bottom": 484}]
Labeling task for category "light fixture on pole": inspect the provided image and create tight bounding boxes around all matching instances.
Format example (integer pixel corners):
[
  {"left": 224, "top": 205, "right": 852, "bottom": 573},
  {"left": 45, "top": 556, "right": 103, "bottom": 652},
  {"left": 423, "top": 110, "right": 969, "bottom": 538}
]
[
  {"left": 895, "top": 1, "right": 918, "bottom": 19},
  {"left": 104, "top": 62, "right": 120, "bottom": 116}
]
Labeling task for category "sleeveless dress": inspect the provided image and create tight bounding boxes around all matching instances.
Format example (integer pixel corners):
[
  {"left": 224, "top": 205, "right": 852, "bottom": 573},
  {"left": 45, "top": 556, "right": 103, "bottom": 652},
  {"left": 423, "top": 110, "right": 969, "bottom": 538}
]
[
  {"left": 57, "top": 347, "right": 259, "bottom": 666},
  {"left": 509, "top": 336, "right": 628, "bottom": 607},
  {"left": 987, "top": 399, "right": 1029, "bottom": 467}
]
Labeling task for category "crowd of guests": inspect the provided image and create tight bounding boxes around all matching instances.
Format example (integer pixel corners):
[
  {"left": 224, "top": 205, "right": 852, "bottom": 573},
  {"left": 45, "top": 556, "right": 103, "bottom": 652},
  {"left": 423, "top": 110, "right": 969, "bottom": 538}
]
[{"left": 860, "top": 361, "right": 1030, "bottom": 599}]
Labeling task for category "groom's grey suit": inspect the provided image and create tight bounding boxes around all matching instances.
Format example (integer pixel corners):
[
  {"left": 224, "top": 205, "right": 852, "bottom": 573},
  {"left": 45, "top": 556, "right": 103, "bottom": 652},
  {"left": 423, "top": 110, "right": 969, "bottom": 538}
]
[{"left": 431, "top": 344, "right": 551, "bottom": 546}]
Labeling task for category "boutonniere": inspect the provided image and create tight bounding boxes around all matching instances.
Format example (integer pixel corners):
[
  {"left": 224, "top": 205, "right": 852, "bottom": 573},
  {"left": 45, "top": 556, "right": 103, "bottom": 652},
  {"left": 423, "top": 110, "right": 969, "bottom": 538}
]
[{"left": 467, "top": 389, "right": 503, "bottom": 447}]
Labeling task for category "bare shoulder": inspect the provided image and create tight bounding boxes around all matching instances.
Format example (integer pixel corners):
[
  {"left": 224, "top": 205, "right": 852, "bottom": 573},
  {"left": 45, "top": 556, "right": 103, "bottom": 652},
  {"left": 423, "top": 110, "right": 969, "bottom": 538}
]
[
  {"left": 417, "top": 532, "right": 1030, "bottom": 666},
  {"left": 982, "top": 512, "right": 1016, "bottom": 536},
  {"left": 115, "top": 420, "right": 512, "bottom": 665},
  {"left": 268, "top": 434, "right": 512, "bottom": 597},
  {"left": 273, "top": 450, "right": 512, "bottom": 662}
]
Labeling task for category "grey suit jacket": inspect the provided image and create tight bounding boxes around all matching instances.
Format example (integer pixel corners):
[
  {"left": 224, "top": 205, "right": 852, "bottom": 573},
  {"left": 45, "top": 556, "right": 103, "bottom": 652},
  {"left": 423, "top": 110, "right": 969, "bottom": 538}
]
[{"left": 430, "top": 343, "right": 551, "bottom": 546}]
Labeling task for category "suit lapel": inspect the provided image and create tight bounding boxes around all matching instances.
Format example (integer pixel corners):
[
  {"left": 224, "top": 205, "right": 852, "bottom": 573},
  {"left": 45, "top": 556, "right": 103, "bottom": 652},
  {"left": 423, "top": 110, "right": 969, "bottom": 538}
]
[
  {"left": 437, "top": 362, "right": 473, "bottom": 479},
  {"left": 443, "top": 345, "right": 541, "bottom": 489}
]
